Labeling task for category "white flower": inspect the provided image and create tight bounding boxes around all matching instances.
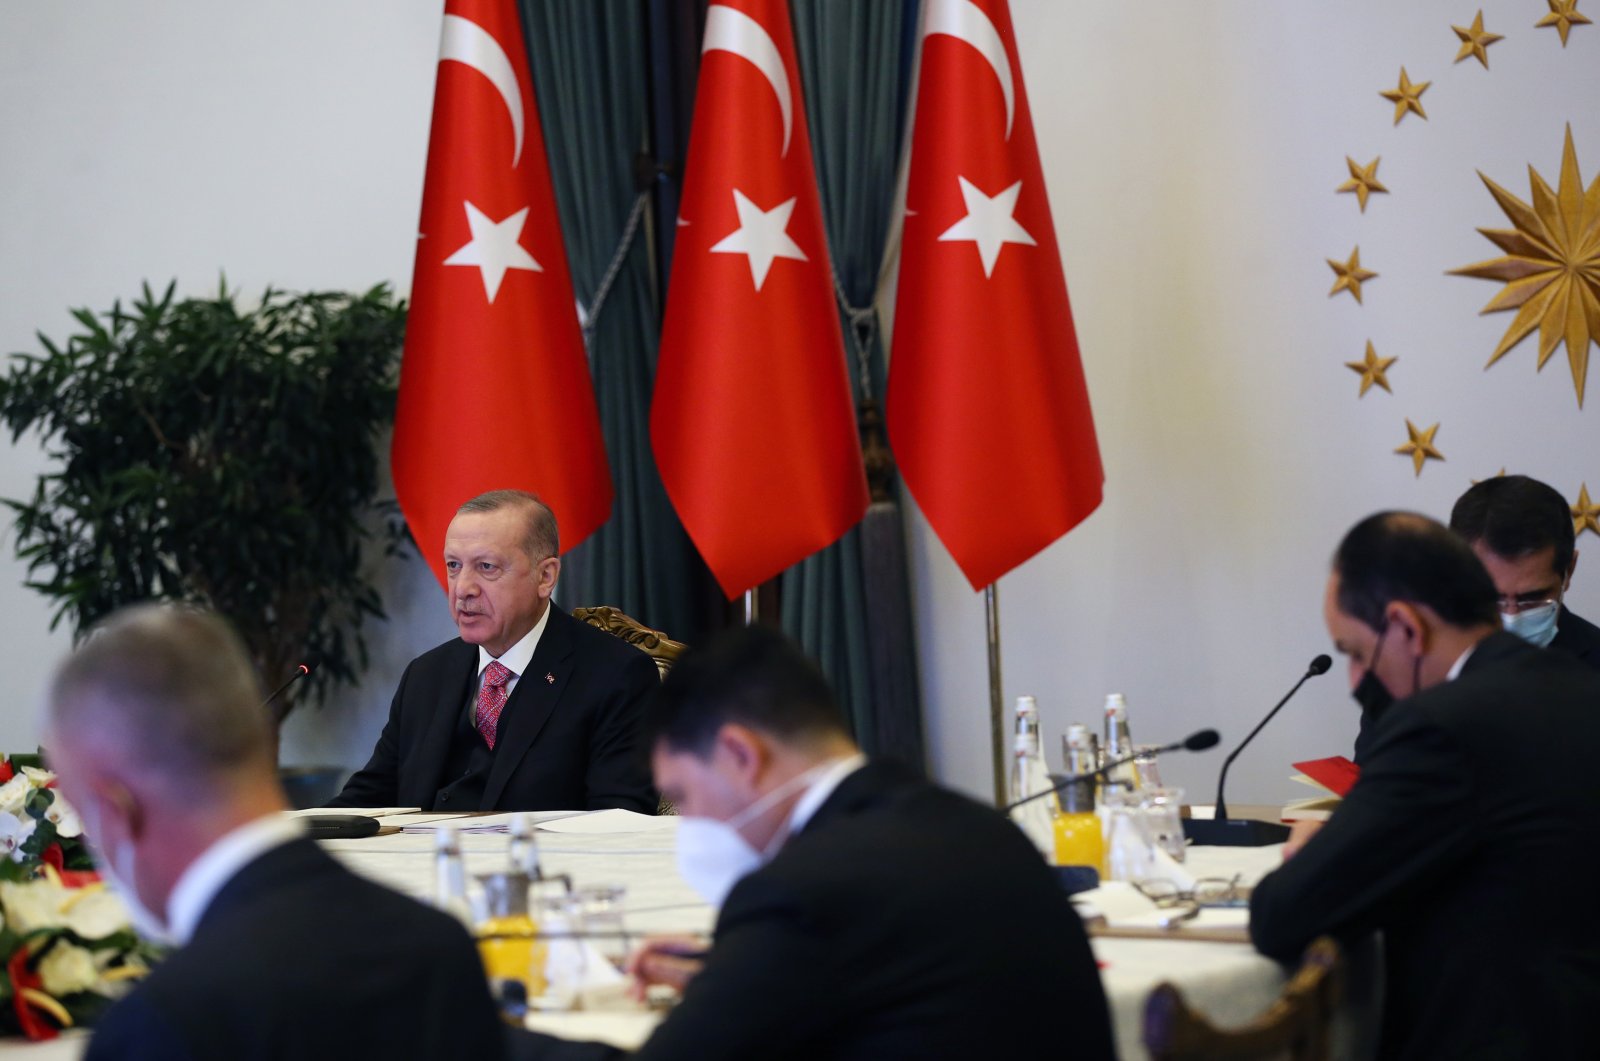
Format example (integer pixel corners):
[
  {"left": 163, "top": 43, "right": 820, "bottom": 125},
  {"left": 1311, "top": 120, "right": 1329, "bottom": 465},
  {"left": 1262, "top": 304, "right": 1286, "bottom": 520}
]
[
  {"left": 38, "top": 943, "right": 99, "bottom": 997},
  {"left": 61, "top": 886, "right": 130, "bottom": 942},
  {"left": 20, "top": 767, "right": 55, "bottom": 787},
  {"left": 0, "top": 811, "right": 37, "bottom": 861},
  {"left": 0, "top": 878, "right": 66, "bottom": 933},
  {"left": 0, "top": 775, "right": 32, "bottom": 815},
  {"left": 44, "top": 796, "right": 81, "bottom": 839}
]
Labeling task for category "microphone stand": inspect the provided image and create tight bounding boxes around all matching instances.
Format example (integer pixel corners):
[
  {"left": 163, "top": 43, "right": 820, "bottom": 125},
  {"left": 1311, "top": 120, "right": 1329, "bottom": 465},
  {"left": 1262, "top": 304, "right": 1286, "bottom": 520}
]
[{"left": 1182, "top": 658, "right": 1329, "bottom": 847}]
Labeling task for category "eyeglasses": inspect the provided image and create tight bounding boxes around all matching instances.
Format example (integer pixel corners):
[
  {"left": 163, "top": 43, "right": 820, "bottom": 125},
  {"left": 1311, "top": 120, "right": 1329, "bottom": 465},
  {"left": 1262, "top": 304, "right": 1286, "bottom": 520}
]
[
  {"left": 1496, "top": 596, "right": 1558, "bottom": 616},
  {"left": 1134, "top": 874, "right": 1248, "bottom": 909}
]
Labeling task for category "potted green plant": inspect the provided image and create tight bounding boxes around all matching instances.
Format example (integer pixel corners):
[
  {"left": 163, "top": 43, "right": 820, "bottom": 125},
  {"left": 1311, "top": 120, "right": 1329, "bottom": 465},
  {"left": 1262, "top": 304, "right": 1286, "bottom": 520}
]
[{"left": 0, "top": 280, "right": 408, "bottom": 795}]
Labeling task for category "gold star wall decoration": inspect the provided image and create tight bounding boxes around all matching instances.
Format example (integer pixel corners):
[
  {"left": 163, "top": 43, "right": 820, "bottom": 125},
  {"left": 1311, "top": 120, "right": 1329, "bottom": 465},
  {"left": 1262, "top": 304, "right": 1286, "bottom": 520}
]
[
  {"left": 1448, "top": 125, "right": 1600, "bottom": 407},
  {"left": 1379, "top": 67, "right": 1430, "bottom": 125},
  {"left": 1328, "top": 246, "right": 1377, "bottom": 303},
  {"left": 1536, "top": 0, "right": 1591, "bottom": 45},
  {"left": 1337, "top": 157, "right": 1389, "bottom": 212},
  {"left": 1574, "top": 484, "right": 1600, "bottom": 537},
  {"left": 1395, "top": 420, "right": 1444, "bottom": 476},
  {"left": 1347, "top": 341, "right": 1397, "bottom": 396},
  {"left": 1471, "top": 469, "right": 1509, "bottom": 484},
  {"left": 1452, "top": 11, "right": 1503, "bottom": 67}
]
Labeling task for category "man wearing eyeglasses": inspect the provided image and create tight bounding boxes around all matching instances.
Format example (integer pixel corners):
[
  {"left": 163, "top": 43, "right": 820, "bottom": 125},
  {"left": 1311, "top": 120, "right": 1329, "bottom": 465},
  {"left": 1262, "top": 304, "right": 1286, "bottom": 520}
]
[
  {"left": 330, "top": 489, "right": 658, "bottom": 813},
  {"left": 1449, "top": 474, "right": 1600, "bottom": 668}
]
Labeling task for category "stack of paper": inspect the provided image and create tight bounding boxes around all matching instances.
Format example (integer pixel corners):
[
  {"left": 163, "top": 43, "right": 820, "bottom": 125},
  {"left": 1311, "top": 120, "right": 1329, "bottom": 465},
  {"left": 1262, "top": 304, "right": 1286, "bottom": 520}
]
[{"left": 1282, "top": 756, "right": 1360, "bottom": 822}]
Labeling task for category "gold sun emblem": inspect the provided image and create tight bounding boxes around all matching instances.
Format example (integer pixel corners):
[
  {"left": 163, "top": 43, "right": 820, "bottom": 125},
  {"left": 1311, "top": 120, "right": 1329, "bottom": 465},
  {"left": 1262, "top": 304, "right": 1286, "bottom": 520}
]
[{"left": 1448, "top": 126, "right": 1600, "bottom": 407}]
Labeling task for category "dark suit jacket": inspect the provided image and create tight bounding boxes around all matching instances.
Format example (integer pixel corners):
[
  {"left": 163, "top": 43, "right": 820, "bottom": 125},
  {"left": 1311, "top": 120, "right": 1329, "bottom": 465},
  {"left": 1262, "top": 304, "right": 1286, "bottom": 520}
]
[
  {"left": 1251, "top": 632, "right": 1600, "bottom": 1060},
  {"left": 1551, "top": 604, "right": 1600, "bottom": 670},
  {"left": 330, "top": 605, "right": 658, "bottom": 812},
  {"left": 524, "top": 761, "right": 1114, "bottom": 1061},
  {"left": 86, "top": 838, "right": 505, "bottom": 1061}
]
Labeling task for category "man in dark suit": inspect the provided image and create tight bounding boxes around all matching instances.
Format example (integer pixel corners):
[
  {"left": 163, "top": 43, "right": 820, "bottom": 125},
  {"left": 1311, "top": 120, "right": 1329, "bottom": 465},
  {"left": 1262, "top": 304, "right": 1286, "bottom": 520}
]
[
  {"left": 521, "top": 626, "right": 1114, "bottom": 1061},
  {"left": 1356, "top": 474, "right": 1600, "bottom": 762},
  {"left": 45, "top": 604, "right": 506, "bottom": 1061},
  {"left": 331, "top": 490, "right": 657, "bottom": 812},
  {"left": 1251, "top": 512, "right": 1600, "bottom": 1060}
]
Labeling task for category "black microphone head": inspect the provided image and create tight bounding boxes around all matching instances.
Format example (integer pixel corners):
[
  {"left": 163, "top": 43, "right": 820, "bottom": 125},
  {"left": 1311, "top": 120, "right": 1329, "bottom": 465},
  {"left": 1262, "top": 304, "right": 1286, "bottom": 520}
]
[
  {"left": 1183, "top": 728, "right": 1221, "bottom": 752},
  {"left": 1308, "top": 654, "right": 1333, "bottom": 676}
]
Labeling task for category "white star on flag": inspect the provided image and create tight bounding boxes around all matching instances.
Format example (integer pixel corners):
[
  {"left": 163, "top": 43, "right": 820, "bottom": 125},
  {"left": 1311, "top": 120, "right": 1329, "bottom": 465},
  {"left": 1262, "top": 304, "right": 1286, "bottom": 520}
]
[
  {"left": 710, "top": 189, "right": 807, "bottom": 291},
  {"left": 443, "top": 201, "right": 543, "bottom": 303},
  {"left": 937, "top": 177, "right": 1036, "bottom": 277}
]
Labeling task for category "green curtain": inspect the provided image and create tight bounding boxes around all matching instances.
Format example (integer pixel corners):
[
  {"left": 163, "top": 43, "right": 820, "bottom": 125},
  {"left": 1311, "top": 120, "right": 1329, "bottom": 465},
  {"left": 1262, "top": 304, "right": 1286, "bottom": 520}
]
[
  {"left": 518, "top": 0, "right": 695, "bottom": 642},
  {"left": 785, "top": 0, "right": 924, "bottom": 762}
]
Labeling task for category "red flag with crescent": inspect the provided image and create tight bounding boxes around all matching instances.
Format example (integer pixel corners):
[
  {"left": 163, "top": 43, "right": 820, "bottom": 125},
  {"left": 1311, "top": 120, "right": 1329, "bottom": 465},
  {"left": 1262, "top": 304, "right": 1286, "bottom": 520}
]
[
  {"left": 393, "top": 0, "right": 610, "bottom": 585},
  {"left": 651, "top": 0, "right": 868, "bottom": 599},
  {"left": 888, "top": 0, "right": 1103, "bottom": 590}
]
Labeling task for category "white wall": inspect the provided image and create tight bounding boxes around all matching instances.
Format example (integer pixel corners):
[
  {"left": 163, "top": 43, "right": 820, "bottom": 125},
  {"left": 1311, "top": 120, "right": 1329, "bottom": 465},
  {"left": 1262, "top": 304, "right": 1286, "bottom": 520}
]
[{"left": 1, "top": 3, "right": 1596, "bottom": 808}]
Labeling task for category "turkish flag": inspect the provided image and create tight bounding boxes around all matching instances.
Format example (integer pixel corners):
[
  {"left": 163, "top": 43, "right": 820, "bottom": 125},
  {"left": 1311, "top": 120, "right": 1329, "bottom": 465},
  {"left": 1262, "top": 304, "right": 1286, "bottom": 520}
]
[
  {"left": 888, "top": 0, "right": 1103, "bottom": 590},
  {"left": 651, "top": 0, "right": 868, "bottom": 599},
  {"left": 393, "top": 0, "right": 610, "bottom": 585}
]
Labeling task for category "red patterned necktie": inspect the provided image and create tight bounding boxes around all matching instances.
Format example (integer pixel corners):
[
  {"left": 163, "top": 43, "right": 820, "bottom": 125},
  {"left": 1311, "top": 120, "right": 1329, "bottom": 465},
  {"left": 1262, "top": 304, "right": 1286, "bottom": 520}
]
[{"left": 475, "top": 661, "right": 513, "bottom": 749}]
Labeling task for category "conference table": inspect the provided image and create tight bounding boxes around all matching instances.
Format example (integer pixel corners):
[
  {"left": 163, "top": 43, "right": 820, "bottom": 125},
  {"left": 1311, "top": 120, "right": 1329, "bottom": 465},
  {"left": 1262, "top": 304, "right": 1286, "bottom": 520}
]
[
  {"left": 4, "top": 808, "right": 1377, "bottom": 1059},
  {"left": 324, "top": 808, "right": 1376, "bottom": 1059}
]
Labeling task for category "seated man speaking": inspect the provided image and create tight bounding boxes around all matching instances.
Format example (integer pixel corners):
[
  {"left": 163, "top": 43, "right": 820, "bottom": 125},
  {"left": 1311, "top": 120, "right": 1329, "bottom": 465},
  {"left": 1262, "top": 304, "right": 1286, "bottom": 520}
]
[
  {"left": 1251, "top": 512, "right": 1600, "bottom": 1059},
  {"left": 332, "top": 490, "right": 657, "bottom": 812},
  {"left": 523, "top": 626, "right": 1115, "bottom": 1060}
]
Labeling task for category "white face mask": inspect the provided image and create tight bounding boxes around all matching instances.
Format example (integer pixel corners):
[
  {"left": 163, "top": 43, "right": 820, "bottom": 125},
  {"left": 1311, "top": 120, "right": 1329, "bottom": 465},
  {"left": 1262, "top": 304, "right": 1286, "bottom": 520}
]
[
  {"left": 674, "top": 762, "right": 833, "bottom": 908},
  {"left": 1501, "top": 601, "right": 1560, "bottom": 648},
  {"left": 79, "top": 800, "right": 174, "bottom": 946}
]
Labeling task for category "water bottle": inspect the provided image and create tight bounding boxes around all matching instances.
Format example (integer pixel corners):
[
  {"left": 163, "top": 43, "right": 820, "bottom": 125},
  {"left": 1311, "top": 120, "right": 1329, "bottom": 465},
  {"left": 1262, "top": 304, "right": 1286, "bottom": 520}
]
[
  {"left": 1007, "top": 695, "right": 1057, "bottom": 858},
  {"left": 433, "top": 825, "right": 474, "bottom": 928}
]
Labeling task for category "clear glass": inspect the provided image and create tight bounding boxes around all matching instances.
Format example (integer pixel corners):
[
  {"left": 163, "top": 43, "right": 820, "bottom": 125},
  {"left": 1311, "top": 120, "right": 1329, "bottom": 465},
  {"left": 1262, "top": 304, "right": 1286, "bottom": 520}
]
[
  {"left": 1139, "top": 786, "right": 1187, "bottom": 863},
  {"left": 574, "top": 884, "right": 630, "bottom": 969},
  {"left": 1102, "top": 787, "right": 1156, "bottom": 882},
  {"left": 1132, "top": 746, "right": 1166, "bottom": 788}
]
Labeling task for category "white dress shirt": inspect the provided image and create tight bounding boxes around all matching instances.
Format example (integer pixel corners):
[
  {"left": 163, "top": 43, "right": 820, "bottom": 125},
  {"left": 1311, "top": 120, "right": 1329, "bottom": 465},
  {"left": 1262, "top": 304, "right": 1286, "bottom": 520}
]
[
  {"left": 786, "top": 753, "right": 868, "bottom": 836},
  {"left": 166, "top": 814, "right": 306, "bottom": 945},
  {"left": 474, "top": 603, "right": 552, "bottom": 702}
]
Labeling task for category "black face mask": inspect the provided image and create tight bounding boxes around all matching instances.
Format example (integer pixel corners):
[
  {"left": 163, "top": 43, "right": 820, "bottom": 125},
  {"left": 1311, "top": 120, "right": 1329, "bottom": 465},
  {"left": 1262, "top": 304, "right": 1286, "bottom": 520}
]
[
  {"left": 1352, "top": 667, "right": 1393, "bottom": 717},
  {"left": 1352, "top": 622, "right": 1394, "bottom": 716}
]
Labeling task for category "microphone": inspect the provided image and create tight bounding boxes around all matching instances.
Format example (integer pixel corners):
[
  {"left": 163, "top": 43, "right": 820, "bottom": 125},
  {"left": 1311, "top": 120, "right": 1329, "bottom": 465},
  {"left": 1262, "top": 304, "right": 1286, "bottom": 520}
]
[
  {"left": 1004, "top": 729, "right": 1221, "bottom": 813},
  {"left": 262, "top": 662, "right": 313, "bottom": 715},
  {"left": 1183, "top": 654, "right": 1333, "bottom": 848}
]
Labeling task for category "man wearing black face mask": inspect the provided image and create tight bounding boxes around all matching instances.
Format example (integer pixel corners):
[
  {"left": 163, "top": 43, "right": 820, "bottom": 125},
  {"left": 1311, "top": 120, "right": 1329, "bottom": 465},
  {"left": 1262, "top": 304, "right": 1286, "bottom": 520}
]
[{"left": 1250, "top": 512, "right": 1600, "bottom": 1060}]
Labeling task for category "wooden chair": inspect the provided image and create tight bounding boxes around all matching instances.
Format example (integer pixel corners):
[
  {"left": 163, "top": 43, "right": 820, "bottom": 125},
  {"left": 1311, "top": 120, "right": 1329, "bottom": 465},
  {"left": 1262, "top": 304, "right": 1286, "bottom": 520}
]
[
  {"left": 571, "top": 606, "right": 686, "bottom": 679},
  {"left": 571, "top": 606, "right": 686, "bottom": 815},
  {"left": 1143, "top": 936, "right": 1342, "bottom": 1061}
]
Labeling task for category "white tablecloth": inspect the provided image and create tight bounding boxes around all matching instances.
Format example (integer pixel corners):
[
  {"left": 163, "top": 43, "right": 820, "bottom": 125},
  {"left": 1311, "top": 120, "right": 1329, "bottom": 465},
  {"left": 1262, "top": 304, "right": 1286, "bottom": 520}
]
[
  {"left": 324, "top": 817, "right": 1371, "bottom": 1059},
  {"left": 0, "top": 815, "right": 1374, "bottom": 1059}
]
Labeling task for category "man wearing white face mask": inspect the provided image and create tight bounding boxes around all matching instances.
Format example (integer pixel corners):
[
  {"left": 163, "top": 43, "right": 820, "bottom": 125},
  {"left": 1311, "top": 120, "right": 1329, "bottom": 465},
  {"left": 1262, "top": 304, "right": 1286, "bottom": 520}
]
[
  {"left": 518, "top": 625, "right": 1115, "bottom": 1061},
  {"left": 1451, "top": 475, "right": 1600, "bottom": 667},
  {"left": 46, "top": 604, "right": 507, "bottom": 1061}
]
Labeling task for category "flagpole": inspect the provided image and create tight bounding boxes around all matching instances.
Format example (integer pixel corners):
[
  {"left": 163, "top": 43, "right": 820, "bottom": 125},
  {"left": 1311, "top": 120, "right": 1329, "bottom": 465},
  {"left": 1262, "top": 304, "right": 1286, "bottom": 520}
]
[{"left": 985, "top": 583, "right": 1005, "bottom": 807}]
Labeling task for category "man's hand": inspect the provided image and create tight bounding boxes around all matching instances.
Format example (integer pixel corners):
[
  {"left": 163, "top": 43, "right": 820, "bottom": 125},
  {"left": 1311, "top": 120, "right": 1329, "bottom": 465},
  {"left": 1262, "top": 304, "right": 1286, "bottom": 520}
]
[
  {"left": 1282, "top": 819, "right": 1324, "bottom": 859},
  {"left": 625, "top": 935, "right": 708, "bottom": 1002}
]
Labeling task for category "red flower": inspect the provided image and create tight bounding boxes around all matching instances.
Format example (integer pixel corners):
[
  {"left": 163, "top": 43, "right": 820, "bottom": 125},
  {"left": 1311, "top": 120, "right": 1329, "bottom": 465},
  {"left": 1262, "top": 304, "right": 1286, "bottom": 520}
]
[
  {"left": 40, "top": 845, "right": 62, "bottom": 875},
  {"left": 0, "top": 760, "right": 13, "bottom": 784},
  {"left": 7, "top": 945, "right": 57, "bottom": 1042}
]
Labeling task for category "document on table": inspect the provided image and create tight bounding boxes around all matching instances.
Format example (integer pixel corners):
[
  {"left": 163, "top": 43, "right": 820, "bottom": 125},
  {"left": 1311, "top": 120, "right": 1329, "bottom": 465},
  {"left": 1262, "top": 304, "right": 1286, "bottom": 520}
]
[{"left": 535, "top": 809, "right": 677, "bottom": 835}]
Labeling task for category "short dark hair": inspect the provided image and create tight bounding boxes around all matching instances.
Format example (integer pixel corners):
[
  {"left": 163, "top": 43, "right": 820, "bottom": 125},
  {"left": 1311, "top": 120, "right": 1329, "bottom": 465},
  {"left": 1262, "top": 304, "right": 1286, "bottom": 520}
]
[
  {"left": 457, "top": 489, "right": 559, "bottom": 558},
  {"left": 1449, "top": 474, "right": 1574, "bottom": 578},
  {"left": 646, "top": 625, "right": 849, "bottom": 756},
  {"left": 1333, "top": 512, "right": 1500, "bottom": 631}
]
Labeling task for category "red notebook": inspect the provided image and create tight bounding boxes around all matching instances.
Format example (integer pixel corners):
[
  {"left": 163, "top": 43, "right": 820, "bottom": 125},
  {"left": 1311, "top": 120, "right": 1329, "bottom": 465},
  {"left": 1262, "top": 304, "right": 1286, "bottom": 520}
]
[{"left": 1292, "top": 756, "right": 1361, "bottom": 797}]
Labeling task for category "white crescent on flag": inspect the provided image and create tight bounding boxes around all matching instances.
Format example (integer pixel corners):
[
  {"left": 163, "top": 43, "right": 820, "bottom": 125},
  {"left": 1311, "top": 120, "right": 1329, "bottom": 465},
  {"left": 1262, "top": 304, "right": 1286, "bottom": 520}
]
[
  {"left": 923, "top": 0, "right": 1014, "bottom": 140},
  {"left": 439, "top": 13, "right": 526, "bottom": 166},
  {"left": 702, "top": 4, "right": 793, "bottom": 156}
]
